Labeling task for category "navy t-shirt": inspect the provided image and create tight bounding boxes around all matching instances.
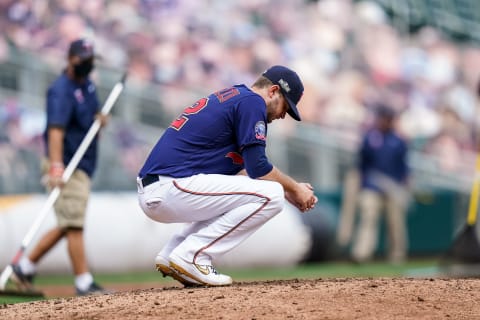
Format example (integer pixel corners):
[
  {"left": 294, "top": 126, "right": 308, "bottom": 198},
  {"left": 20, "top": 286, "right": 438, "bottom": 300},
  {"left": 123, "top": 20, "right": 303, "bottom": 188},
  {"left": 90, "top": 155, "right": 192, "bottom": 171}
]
[
  {"left": 358, "top": 128, "right": 409, "bottom": 192},
  {"left": 43, "top": 73, "right": 100, "bottom": 177},
  {"left": 139, "top": 85, "right": 268, "bottom": 178}
]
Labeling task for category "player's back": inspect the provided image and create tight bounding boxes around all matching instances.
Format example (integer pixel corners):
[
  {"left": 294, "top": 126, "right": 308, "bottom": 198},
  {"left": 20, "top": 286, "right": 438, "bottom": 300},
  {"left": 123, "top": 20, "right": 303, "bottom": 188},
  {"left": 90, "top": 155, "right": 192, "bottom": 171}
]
[{"left": 139, "top": 84, "right": 266, "bottom": 178}]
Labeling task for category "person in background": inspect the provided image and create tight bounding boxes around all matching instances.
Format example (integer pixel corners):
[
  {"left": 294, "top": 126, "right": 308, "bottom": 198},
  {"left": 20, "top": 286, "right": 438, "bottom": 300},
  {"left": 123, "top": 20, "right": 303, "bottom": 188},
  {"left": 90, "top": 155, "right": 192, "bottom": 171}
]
[
  {"left": 350, "top": 104, "right": 410, "bottom": 264},
  {"left": 336, "top": 168, "right": 360, "bottom": 250},
  {"left": 10, "top": 39, "right": 109, "bottom": 296}
]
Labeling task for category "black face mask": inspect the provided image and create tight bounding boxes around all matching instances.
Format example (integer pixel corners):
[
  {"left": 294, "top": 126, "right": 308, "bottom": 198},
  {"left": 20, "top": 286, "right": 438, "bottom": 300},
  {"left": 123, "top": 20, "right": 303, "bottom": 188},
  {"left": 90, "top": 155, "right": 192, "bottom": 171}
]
[{"left": 73, "top": 59, "right": 94, "bottom": 78}]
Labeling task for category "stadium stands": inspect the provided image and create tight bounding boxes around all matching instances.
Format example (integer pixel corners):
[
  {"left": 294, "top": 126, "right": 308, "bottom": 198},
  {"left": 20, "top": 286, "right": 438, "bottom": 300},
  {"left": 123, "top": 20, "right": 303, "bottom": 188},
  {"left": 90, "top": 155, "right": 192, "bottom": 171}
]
[{"left": 0, "top": 0, "right": 479, "bottom": 196}]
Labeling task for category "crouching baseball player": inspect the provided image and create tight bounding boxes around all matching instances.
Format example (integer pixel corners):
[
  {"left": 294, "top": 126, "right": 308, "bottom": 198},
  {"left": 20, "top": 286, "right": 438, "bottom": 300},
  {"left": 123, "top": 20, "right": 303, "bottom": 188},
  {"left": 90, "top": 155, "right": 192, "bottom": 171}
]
[{"left": 137, "top": 65, "right": 318, "bottom": 286}]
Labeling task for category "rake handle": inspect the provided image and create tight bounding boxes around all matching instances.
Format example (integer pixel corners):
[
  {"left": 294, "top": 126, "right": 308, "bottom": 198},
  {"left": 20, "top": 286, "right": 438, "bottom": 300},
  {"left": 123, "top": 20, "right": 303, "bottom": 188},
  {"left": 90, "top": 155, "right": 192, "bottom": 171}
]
[{"left": 467, "top": 155, "right": 480, "bottom": 226}]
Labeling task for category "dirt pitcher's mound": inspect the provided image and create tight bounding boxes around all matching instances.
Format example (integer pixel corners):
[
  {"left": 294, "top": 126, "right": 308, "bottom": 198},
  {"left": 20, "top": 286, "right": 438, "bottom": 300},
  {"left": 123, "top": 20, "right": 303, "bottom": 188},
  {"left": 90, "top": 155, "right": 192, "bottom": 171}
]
[{"left": 1, "top": 278, "right": 480, "bottom": 319}]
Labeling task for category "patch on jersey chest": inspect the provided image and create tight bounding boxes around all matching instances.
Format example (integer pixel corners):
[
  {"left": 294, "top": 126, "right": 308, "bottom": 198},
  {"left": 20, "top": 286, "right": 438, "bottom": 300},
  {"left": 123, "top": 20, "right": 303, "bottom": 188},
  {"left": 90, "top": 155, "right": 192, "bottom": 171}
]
[
  {"left": 255, "top": 121, "right": 266, "bottom": 141},
  {"left": 88, "top": 83, "right": 96, "bottom": 93},
  {"left": 74, "top": 89, "right": 84, "bottom": 103}
]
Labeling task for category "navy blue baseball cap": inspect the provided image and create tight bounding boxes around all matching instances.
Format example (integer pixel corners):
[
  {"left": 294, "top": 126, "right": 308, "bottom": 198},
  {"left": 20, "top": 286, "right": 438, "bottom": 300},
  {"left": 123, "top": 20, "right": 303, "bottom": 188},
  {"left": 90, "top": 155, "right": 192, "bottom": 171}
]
[
  {"left": 375, "top": 103, "right": 396, "bottom": 119},
  {"left": 68, "top": 39, "right": 96, "bottom": 60},
  {"left": 262, "top": 65, "right": 304, "bottom": 121}
]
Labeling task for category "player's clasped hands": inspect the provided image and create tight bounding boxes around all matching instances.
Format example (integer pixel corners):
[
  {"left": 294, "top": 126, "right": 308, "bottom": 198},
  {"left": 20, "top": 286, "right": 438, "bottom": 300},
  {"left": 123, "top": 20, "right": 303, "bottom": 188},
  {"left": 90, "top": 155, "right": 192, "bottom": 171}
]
[{"left": 286, "top": 182, "right": 318, "bottom": 213}]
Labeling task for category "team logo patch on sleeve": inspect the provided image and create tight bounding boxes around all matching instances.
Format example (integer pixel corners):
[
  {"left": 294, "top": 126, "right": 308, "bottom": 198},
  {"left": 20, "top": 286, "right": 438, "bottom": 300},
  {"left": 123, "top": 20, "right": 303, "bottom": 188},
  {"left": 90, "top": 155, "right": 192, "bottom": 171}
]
[{"left": 255, "top": 121, "right": 266, "bottom": 141}]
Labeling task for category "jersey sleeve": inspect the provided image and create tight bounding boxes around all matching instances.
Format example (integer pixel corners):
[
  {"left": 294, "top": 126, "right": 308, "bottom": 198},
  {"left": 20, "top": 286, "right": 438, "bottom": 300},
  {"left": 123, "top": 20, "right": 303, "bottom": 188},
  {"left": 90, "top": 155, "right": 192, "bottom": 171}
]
[
  {"left": 234, "top": 95, "right": 268, "bottom": 150},
  {"left": 242, "top": 144, "right": 273, "bottom": 178},
  {"left": 46, "top": 86, "right": 73, "bottom": 128},
  {"left": 89, "top": 81, "right": 101, "bottom": 113}
]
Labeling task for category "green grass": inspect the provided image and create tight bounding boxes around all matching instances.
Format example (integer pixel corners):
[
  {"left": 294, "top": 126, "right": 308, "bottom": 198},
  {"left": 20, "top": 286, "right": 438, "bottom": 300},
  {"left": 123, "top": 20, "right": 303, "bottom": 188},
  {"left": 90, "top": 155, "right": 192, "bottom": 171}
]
[
  {"left": 226, "top": 258, "right": 440, "bottom": 280},
  {"left": 0, "top": 258, "right": 441, "bottom": 305},
  {"left": 0, "top": 295, "right": 44, "bottom": 305}
]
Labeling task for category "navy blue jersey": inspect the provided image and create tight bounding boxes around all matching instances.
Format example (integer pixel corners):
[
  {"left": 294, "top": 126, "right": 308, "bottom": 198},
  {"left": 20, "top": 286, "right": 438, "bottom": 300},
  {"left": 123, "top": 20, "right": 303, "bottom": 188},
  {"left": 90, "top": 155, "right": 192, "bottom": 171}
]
[
  {"left": 358, "top": 128, "right": 409, "bottom": 192},
  {"left": 43, "top": 73, "right": 100, "bottom": 177},
  {"left": 139, "top": 85, "right": 268, "bottom": 178}
]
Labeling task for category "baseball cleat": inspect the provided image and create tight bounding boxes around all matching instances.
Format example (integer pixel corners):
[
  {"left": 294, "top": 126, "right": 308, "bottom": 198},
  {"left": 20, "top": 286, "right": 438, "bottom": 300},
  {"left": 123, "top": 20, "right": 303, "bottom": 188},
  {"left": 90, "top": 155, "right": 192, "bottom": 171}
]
[
  {"left": 155, "top": 255, "right": 202, "bottom": 287},
  {"left": 10, "top": 264, "right": 38, "bottom": 292},
  {"left": 76, "top": 282, "right": 110, "bottom": 296},
  {"left": 169, "top": 255, "right": 232, "bottom": 287}
]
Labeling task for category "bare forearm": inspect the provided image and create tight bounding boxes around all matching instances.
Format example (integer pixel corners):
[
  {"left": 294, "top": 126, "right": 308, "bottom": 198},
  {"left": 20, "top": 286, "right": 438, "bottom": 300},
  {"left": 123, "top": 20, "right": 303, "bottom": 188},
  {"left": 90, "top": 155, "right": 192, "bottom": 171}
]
[
  {"left": 258, "top": 166, "right": 317, "bottom": 212},
  {"left": 258, "top": 166, "right": 297, "bottom": 194},
  {"left": 48, "top": 127, "right": 64, "bottom": 163}
]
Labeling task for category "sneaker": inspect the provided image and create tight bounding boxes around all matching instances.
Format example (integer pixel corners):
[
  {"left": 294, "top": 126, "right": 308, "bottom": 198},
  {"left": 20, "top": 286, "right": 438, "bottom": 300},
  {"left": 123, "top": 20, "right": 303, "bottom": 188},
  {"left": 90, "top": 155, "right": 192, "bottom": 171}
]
[
  {"left": 76, "top": 282, "right": 109, "bottom": 296},
  {"left": 169, "top": 255, "right": 232, "bottom": 286},
  {"left": 155, "top": 255, "right": 202, "bottom": 287},
  {"left": 10, "top": 264, "right": 36, "bottom": 289}
]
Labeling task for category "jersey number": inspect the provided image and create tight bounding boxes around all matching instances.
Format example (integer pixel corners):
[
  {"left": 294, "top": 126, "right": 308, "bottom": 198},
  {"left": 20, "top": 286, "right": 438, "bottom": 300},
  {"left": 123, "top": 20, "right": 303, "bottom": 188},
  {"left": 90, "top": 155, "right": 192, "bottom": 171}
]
[
  {"left": 169, "top": 87, "right": 239, "bottom": 131},
  {"left": 170, "top": 97, "right": 209, "bottom": 130}
]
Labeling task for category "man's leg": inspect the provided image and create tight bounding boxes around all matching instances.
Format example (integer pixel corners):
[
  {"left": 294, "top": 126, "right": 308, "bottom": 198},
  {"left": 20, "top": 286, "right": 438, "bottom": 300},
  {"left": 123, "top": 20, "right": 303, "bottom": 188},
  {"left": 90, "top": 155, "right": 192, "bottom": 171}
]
[
  {"left": 12, "top": 227, "right": 64, "bottom": 288},
  {"left": 139, "top": 173, "right": 285, "bottom": 285},
  {"left": 28, "top": 228, "right": 65, "bottom": 263},
  {"left": 351, "top": 190, "right": 383, "bottom": 263},
  {"left": 172, "top": 195, "right": 283, "bottom": 265},
  {"left": 385, "top": 196, "right": 408, "bottom": 264},
  {"left": 65, "top": 228, "right": 103, "bottom": 294},
  {"left": 153, "top": 174, "right": 284, "bottom": 262},
  {"left": 65, "top": 228, "right": 88, "bottom": 275},
  {"left": 53, "top": 170, "right": 105, "bottom": 295},
  {"left": 155, "top": 221, "right": 212, "bottom": 286},
  {"left": 337, "top": 169, "right": 360, "bottom": 247},
  {"left": 157, "top": 220, "right": 215, "bottom": 260},
  {"left": 170, "top": 175, "right": 284, "bottom": 285}
]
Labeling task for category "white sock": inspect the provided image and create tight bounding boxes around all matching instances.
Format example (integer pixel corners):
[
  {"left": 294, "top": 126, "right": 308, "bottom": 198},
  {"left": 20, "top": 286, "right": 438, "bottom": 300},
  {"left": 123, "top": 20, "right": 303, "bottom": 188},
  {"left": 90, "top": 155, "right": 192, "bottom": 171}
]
[
  {"left": 18, "top": 256, "right": 36, "bottom": 275},
  {"left": 75, "top": 272, "right": 93, "bottom": 291}
]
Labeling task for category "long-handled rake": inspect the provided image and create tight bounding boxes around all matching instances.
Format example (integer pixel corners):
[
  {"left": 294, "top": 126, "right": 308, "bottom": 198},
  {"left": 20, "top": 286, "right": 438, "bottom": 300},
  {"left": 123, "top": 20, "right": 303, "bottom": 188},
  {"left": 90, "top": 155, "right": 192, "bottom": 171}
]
[{"left": 0, "top": 73, "right": 127, "bottom": 295}]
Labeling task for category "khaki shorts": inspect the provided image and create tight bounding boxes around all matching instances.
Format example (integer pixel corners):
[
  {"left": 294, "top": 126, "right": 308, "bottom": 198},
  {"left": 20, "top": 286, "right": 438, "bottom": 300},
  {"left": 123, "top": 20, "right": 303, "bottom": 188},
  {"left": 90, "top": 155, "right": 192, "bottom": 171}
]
[{"left": 42, "top": 160, "right": 91, "bottom": 228}]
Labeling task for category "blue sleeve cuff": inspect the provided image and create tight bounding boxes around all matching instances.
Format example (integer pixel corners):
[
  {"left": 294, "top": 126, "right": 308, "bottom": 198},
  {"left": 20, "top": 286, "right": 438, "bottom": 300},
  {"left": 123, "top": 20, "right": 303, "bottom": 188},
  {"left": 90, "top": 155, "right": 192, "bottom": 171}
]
[{"left": 242, "top": 144, "right": 273, "bottom": 179}]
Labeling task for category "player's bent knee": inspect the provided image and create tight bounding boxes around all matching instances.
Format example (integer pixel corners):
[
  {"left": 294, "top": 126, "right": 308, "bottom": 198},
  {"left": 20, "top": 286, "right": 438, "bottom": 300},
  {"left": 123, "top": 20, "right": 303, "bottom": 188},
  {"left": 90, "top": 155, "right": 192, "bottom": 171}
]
[{"left": 265, "top": 182, "right": 284, "bottom": 215}]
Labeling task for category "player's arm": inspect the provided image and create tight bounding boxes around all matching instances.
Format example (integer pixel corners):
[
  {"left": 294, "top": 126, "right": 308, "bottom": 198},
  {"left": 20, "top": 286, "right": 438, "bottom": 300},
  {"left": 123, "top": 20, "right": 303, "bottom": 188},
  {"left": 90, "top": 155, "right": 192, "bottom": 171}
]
[
  {"left": 44, "top": 87, "right": 71, "bottom": 187},
  {"left": 46, "top": 126, "right": 65, "bottom": 187},
  {"left": 242, "top": 145, "right": 317, "bottom": 212},
  {"left": 48, "top": 126, "right": 64, "bottom": 164},
  {"left": 260, "top": 166, "right": 317, "bottom": 212}
]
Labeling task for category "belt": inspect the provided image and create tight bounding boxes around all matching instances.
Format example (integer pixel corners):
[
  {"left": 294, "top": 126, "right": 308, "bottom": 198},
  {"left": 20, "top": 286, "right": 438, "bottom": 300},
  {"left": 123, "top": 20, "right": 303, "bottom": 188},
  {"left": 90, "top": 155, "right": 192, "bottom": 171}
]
[{"left": 141, "top": 174, "right": 160, "bottom": 187}]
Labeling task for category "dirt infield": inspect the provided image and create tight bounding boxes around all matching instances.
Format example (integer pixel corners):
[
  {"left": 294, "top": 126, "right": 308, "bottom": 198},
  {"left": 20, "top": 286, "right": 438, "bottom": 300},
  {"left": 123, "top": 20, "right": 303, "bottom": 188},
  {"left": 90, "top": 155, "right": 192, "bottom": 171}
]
[{"left": 1, "top": 278, "right": 480, "bottom": 319}]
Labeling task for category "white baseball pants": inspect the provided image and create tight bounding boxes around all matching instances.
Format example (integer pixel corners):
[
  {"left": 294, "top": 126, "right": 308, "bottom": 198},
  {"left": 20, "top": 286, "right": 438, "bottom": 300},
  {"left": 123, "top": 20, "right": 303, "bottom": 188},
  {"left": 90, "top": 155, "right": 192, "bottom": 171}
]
[{"left": 137, "top": 174, "right": 284, "bottom": 265}]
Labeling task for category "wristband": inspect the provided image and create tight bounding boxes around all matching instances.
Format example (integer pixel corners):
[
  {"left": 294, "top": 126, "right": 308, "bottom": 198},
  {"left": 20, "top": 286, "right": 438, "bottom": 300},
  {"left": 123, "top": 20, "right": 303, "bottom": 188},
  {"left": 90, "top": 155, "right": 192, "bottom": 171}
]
[{"left": 49, "top": 162, "right": 64, "bottom": 176}]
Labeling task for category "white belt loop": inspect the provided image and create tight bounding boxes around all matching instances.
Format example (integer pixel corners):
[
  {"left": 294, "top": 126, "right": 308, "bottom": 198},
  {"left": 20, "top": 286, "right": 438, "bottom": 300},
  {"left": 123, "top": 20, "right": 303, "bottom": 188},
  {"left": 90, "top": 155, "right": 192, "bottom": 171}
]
[{"left": 136, "top": 177, "right": 144, "bottom": 193}]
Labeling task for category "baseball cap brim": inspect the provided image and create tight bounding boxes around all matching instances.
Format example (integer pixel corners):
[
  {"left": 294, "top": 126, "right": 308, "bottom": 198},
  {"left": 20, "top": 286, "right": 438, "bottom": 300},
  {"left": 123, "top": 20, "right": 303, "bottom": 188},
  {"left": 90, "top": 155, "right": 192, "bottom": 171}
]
[
  {"left": 77, "top": 53, "right": 102, "bottom": 61},
  {"left": 285, "top": 96, "right": 301, "bottom": 121}
]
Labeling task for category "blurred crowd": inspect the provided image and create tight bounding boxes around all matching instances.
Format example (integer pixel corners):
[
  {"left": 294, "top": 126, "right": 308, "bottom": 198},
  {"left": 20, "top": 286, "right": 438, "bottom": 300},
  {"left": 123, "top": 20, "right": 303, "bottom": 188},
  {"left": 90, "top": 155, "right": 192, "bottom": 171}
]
[
  {"left": 1, "top": 0, "right": 480, "bottom": 193},
  {"left": 0, "top": 97, "right": 152, "bottom": 193},
  {"left": 0, "top": 98, "right": 44, "bottom": 193}
]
